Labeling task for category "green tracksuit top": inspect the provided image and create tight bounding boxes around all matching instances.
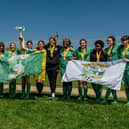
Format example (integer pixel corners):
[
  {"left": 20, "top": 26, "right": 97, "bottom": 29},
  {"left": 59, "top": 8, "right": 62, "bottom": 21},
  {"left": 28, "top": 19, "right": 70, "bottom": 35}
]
[
  {"left": 118, "top": 44, "right": 129, "bottom": 70},
  {"left": 60, "top": 48, "right": 74, "bottom": 77},
  {"left": 5, "top": 50, "right": 20, "bottom": 58},
  {"left": 118, "top": 44, "right": 129, "bottom": 85},
  {"left": 21, "top": 48, "right": 33, "bottom": 55},
  {"left": 105, "top": 44, "right": 119, "bottom": 61},
  {"left": 74, "top": 47, "right": 91, "bottom": 61}
]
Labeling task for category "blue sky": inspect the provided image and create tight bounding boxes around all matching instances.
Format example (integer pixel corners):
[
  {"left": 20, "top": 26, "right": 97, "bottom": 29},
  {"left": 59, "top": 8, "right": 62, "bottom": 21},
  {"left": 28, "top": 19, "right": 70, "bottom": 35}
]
[{"left": 0, "top": 0, "right": 129, "bottom": 48}]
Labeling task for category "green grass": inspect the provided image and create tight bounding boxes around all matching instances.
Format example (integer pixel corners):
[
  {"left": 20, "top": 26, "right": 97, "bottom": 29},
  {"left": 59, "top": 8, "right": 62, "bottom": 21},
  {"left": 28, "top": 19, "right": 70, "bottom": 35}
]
[{"left": 0, "top": 93, "right": 129, "bottom": 129}]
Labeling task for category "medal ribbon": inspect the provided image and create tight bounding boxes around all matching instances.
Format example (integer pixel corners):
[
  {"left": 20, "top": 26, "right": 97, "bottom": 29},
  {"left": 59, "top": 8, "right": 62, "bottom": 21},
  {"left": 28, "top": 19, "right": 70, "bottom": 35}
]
[
  {"left": 80, "top": 49, "right": 87, "bottom": 61},
  {"left": 96, "top": 51, "right": 102, "bottom": 62},
  {"left": 64, "top": 47, "right": 70, "bottom": 60},
  {"left": 50, "top": 45, "right": 55, "bottom": 57},
  {"left": 123, "top": 44, "right": 129, "bottom": 57},
  {"left": 108, "top": 46, "right": 113, "bottom": 60}
]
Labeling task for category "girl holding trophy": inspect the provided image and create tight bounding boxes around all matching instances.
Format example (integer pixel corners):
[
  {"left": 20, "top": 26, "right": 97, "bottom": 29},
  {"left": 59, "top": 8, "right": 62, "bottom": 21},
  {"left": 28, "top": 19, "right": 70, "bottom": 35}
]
[{"left": 17, "top": 27, "right": 34, "bottom": 99}]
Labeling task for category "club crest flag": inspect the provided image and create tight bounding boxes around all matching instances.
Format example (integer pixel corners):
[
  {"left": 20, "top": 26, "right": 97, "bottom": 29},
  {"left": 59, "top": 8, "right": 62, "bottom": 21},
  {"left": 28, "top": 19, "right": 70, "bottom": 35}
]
[
  {"left": 0, "top": 52, "right": 43, "bottom": 82},
  {"left": 62, "top": 60, "right": 126, "bottom": 90}
]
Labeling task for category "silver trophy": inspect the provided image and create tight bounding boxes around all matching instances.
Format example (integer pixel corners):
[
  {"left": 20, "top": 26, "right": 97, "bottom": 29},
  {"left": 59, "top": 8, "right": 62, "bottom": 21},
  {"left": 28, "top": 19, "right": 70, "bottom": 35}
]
[{"left": 15, "top": 26, "right": 25, "bottom": 35}]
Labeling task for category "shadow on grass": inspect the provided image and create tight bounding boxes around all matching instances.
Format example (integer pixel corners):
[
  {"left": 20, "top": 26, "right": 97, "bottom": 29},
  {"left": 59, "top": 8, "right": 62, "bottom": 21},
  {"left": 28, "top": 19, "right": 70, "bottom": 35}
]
[{"left": 0, "top": 91, "right": 127, "bottom": 105}]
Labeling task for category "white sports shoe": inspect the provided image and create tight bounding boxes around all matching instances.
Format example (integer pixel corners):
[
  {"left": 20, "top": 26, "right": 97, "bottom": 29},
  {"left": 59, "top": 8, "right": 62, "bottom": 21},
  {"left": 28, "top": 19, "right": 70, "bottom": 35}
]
[{"left": 49, "top": 93, "right": 55, "bottom": 100}]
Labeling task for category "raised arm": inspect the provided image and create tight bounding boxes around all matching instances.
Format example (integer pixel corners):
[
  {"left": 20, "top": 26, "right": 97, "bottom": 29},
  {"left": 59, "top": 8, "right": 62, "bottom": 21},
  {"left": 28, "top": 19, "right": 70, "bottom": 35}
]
[
  {"left": 19, "top": 32, "right": 28, "bottom": 51},
  {"left": 55, "top": 32, "right": 58, "bottom": 43}
]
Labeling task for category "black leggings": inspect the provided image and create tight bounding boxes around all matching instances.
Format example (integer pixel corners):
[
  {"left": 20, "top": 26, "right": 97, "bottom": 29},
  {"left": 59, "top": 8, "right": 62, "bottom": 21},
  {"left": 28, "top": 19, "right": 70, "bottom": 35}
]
[{"left": 47, "top": 69, "right": 58, "bottom": 93}]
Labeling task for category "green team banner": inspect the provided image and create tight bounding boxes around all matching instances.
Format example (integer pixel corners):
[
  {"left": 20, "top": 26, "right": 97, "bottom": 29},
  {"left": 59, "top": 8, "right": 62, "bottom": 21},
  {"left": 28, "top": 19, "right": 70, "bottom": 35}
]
[
  {"left": 0, "top": 52, "right": 43, "bottom": 82},
  {"left": 62, "top": 60, "right": 126, "bottom": 90}
]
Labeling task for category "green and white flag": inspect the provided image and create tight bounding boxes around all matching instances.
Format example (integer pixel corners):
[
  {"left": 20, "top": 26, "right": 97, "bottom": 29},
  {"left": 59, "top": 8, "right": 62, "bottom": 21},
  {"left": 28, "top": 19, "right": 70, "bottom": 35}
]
[
  {"left": 0, "top": 52, "right": 43, "bottom": 82},
  {"left": 62, "top": 60, "right": 126, "bottom": 90}
]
